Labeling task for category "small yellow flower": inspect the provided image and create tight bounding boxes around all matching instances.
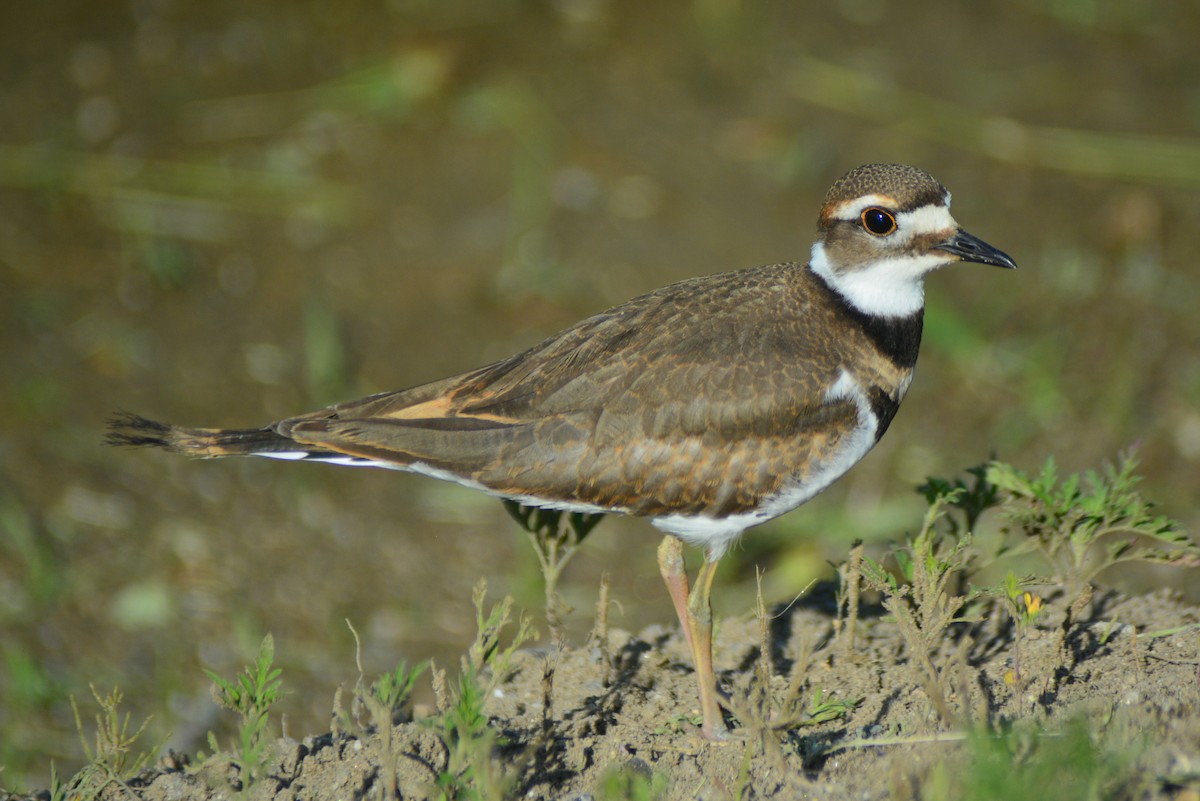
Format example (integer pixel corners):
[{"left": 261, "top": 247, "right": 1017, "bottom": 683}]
[{"left": 1022, "top": 592, "right": 1043, "bottom": 616}]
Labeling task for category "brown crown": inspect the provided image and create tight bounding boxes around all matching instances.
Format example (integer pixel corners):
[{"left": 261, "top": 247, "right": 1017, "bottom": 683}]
[{"left": 822, "top": 163, "right": 949, "bottom": 213}]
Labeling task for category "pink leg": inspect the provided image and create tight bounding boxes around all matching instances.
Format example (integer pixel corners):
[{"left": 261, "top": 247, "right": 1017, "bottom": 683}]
[
  {"left": 656, "top": 535, "right": 727, "bottom": 739},
  {"left": 688, "top": 556, "right": 727, "bottom": 739},
  {"left": 656, "top": 535, "right": 695, "bottom": 652}
]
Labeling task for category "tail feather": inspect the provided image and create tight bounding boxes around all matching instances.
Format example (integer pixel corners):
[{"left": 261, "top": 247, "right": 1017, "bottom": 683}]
[{"left": 105, "top": 411, "right": 303, "bottom": 458}]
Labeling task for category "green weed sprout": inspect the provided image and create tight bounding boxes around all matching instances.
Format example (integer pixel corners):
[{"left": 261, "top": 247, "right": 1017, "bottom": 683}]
[
  {"left": 1000, "top": 570, "right": 1045, "bottom": 688},
  {"left": 987, "top": 452, "right": 1194, "bottom": 599},
  {"left": 917, "top": 463, "right": 1003, "bottom": 538},
  {"left": 726, "top": 570, "right": 860, "bottom": 776},
  {"left": 342, "top": 618, "right": 427, "bottom": 731},
  {"left": 369, "top": 660, "right": 427, "bottom": 724},
  {"left": 596, "top": 765, "right": 669, "bottom": 801},
  {"left": 67, "top": 685, "right": 161, "bottom": 801},
  {"left": 203, "top": 633, "right": 283, "bottom": 790},
  {"left": 921, "top": 716, "right": 1144, "bottom": 801},
  {"left": 861, "top": 487, "right": 984, "bottom": 724},
  {"left": 427, "top": 580, "right": 537, "bottom": 801},
  {"left": 341, "top": 619, "right": 429, "bottom": 801},
  {"left": 367, "top": 659, "right": 427, "bottom": 801},
  {"left": 504, "top": 499, "right": 604, "bottom": 642}
]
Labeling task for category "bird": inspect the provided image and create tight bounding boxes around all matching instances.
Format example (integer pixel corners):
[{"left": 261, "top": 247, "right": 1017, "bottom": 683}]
[{"left": 107, "top": 163, "right": 1016, "bottom": 740}]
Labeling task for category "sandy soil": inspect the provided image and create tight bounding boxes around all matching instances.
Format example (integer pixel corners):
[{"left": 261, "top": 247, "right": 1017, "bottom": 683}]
[{"left": 40, "top": 581, "right": 1200, "bottom": 801}]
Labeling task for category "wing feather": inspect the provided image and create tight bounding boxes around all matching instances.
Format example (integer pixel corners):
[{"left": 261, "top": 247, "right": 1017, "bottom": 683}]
[{"left": 266, "top": 264, "right": 874, "bottom": 515}]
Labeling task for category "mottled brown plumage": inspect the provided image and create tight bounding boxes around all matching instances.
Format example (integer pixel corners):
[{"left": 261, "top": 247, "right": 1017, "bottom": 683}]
[
  {"left": 108, "top": 163, "right": 1017, "bottom": 739},
  {"left": 822, "top": 162, "right": 949, "bottom": 214},
  {"left": 111, "top": 262, "right": 913, "bottom": 518},
  {"left": 285, "top": 263, "right": 916, "bottom": 516}
]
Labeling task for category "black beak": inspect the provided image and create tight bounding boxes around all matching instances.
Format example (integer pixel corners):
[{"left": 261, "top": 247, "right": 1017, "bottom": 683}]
[{"left": 936, "top": 229, "right": 1018, "bottom": 270}]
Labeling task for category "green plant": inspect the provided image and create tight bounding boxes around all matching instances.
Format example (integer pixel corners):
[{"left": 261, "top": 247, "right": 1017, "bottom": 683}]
[
  {"left": 805, "top": 688, "right": 860, "bottom": 726},
  {"left": 861, "top": 487, "right": 984, "bottom": 724},
  {"left": 726, "top": 571, "right": 859, "bottom": 773},
  {"left": 651, "top": 712, "right": 705, "bottom": 735},
  {"left": 203, "top": 633, "right": 284, "bottom": 790},
  {"left": 369, "top": 660, "right": 427, "bottom": 723},
  {"left": 341, "top": 619, "right": 429, "bottom": 801},
  {"left": 987, "top": 452, "right": 1193, "bottom": 600},
  {"left": 999, "top": 570, "right": 1045, "bottom": 688},
  {"left": 46, "top": 762, "right": 66, "bottom": 801},
  {"left": 66, "top": 685, "right": 161, "bottom": 801},
  {"left": 596, "top": 764, "right": 669, "bottom": 801},
  {"left": 917, "top": 463, "right": 1003, "bottom": 538},
  {"left": 834, "top": 539, "right": 865, "bottom": 655},
  {"left": 920, "top": 716, "right": 1145, "bottom": 801},
  {"left": 426, "top": 580, "right": 537, "bottom": 801},
  {"left": 503, "top": 499, "right": 604, "bottom": 642}
]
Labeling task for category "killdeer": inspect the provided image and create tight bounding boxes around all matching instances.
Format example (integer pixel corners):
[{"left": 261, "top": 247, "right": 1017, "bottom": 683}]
[{"left": 108, "top": 163, "right": 1016, "bottom": 740}]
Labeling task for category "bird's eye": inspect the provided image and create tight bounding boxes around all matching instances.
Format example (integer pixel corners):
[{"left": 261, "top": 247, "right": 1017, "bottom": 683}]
[{"left": 861, "top": 208, "right": 897, "bottom": 236}]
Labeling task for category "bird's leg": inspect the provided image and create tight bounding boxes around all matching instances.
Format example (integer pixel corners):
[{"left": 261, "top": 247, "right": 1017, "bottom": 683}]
[
  {"left": 656, "top": 535, "right": 728, "bottom": 740},
  {"left": 656, "top": 535, "right": 696, "bottom": 653},
  {"left": 687, "top": 555, "right": 727, "bottom": 739}
]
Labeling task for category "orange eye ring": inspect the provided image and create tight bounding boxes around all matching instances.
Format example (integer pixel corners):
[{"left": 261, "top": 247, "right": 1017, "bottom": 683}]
[{"left": 861, "top": 207, "right": 897, "bottom": 236}]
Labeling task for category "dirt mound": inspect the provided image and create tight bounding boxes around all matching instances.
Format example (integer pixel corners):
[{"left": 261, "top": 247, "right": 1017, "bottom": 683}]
[{"left": 57, "top": 583, "right": 1199, "bottom": 801}]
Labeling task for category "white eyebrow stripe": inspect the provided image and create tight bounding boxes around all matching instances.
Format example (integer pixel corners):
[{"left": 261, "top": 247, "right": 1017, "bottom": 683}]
[
  {"left": 829, "top": 194, "right": 895, "bottom": 220},
  {"left": 894, "top": 204, "right": 958, "bottom": 237},
  {"left": 830, "top": 198, "right": 959, "bottom": 248},
  {"left": 830, "top": 196, "right": 955, "bottom": 225}
]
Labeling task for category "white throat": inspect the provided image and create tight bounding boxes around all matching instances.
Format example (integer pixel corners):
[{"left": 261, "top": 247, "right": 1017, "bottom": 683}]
[{"left": 809, "top": 241, "right": 933, "bottom": 318}]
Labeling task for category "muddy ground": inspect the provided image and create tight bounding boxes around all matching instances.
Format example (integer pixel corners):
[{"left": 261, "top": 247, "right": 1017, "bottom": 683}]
[{"left": 35, "top": 580, "right": 1200, "bottom": 801}]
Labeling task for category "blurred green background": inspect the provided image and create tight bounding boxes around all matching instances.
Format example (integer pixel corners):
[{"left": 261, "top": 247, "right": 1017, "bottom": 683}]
[{"left": 3, "top": 0, "right": 1199, "bottom": 791}]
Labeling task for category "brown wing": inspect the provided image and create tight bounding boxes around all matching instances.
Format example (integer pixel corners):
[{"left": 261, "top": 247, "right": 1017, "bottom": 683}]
[{"left": 277, "top": 263, "right": 868, "bottom": 517}]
